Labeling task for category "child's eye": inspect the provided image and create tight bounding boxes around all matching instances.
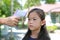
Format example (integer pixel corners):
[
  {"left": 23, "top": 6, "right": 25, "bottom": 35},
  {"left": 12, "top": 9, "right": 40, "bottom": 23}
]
[
  {"left": 33, "top": 19, "right": 36, "bottom": 20},
  {"left": 28, "top": 19, "right": 30, "bottom": 20}
]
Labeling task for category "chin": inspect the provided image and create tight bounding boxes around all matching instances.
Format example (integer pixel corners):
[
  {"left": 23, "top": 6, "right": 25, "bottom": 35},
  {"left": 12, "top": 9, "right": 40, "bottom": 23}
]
[{"left": 29, "top": 28, "right": 35, "bottom": 31}]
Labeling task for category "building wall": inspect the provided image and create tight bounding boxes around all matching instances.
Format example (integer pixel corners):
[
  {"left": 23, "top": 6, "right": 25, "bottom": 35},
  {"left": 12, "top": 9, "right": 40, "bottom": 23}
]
[
  {"left": 45, "top": 12, "right": 60, "bottom": 26},
  {"left": 47, "top": 12, "right": 60, "bottom": 24}
]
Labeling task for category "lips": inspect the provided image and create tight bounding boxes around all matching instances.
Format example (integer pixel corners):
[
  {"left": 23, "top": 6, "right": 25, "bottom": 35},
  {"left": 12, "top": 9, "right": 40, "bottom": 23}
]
[{"left": 29, "top": 25, "right": 34, "bottom": 27}]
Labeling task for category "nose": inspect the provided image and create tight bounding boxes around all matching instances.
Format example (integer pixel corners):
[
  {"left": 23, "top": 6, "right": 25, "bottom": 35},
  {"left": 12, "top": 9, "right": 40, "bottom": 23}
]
[{"left": 29, "top": 20, "right": 33, "bottom": 24}]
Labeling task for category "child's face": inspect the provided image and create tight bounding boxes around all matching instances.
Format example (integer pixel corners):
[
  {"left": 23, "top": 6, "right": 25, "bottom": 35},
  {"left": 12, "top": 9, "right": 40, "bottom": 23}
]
[{"left": 28, "top": 11, "right": 42, "bottom": 31}]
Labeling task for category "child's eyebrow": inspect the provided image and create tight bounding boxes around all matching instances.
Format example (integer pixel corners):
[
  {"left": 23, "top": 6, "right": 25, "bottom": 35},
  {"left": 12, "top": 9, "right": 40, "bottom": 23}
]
[
  {"left": 32, "top": 17, "right": 40, "bottom": 19},
  {"left": 28, "top": 16, "right": 39, "bottom": 19},
  {"left": 33, "top": 17, "right": 39, "bottom": 18}
]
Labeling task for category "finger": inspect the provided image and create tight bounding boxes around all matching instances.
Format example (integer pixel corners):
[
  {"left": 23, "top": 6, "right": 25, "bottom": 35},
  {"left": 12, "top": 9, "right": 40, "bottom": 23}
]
[
  {"left": 14, "top": 20, "right": 19, "bottom": 23},
  {"left": 12, "top": 22, "right": 18, "bottom": 26},
  {"left": 15, "top": 17, "right": 20, "bottom": 21},
  {"left": 14, "top": 22, "right": 18, "bottom": 25},
  {"left": 14, "top": 19, "right": 19, "bottom": 23}
]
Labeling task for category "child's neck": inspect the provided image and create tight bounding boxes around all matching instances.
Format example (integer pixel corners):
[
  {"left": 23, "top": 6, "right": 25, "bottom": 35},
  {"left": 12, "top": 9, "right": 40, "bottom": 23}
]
[{"left": 31, "top": 29, "right": 40, "bottom": 38}]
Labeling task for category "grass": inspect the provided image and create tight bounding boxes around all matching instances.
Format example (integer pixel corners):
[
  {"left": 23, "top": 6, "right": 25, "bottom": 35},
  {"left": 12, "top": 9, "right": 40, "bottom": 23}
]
[{"left": 46, "top": 25, "right": 57, "bottom": 33}]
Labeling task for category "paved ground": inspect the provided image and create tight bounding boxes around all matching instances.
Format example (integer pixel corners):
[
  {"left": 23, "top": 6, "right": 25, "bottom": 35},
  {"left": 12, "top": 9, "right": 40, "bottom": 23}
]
[
  {"left": 1, "top": 27, "right": 60, "bottom": 40},
  {"left": 49, "top": 33, "right": 60, "bottom": 40}
]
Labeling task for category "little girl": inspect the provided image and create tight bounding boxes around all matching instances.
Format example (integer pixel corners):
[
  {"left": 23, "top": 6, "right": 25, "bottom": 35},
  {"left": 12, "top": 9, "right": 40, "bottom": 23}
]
[{"left": 22, "top": 8, "right": 50, "bottom": 40}]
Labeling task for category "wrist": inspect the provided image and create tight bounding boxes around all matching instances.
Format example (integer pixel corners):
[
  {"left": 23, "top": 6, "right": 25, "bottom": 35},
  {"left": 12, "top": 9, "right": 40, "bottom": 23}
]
[
  {"left": 0, "top": 18, "right": 7, "bottom": 24},
  {"left": 0, "top": 18, "right": 4, "bottom": 24}
]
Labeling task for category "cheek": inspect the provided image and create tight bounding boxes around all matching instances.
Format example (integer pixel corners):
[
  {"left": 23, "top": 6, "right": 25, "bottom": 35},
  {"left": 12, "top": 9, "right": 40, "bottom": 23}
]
[
  {"left": 33, "top": 22, "right": 41, "bottom": 28},
  {"left": 35, "top": 21, "right": 41, "bottom": 26},
  {"left": 35, "top": 23, "right": 41, "bottom": 28},
  {"left": 32, "top": 24, "right": 41, "bottom": 31}
]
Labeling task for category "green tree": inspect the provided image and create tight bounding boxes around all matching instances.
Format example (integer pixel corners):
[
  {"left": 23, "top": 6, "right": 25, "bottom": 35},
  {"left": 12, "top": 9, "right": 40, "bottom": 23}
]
[
  {"left": 46, "top": 0, "right": 55, "bottom": 4},
  {"left": 0, "top": 0, "right": 21, "bottom": 17},
  {"left": 24, "top": 0, "right": 40, "bottom": 8}
]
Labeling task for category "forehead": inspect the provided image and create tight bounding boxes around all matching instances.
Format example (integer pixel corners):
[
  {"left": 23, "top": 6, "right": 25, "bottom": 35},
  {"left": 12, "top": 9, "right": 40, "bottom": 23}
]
[{"left": 28, "top": 11, "right": 40, "bottom": 18}]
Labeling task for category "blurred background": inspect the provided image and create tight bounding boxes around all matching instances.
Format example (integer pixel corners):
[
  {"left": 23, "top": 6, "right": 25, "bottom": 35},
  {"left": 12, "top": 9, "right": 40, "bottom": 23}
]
[{"left": 0, "top": 0, "right": 60, "bottom": 40}]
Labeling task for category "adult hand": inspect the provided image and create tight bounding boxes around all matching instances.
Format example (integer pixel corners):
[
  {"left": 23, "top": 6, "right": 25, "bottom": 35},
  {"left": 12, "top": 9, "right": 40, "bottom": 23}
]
[{"left": 4, "top": 16, "right": 20, "bottom": 26}]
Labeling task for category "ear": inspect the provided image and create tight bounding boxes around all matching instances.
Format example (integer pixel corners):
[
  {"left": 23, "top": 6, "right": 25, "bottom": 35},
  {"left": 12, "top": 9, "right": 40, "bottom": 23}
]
[{"left": 41, "top": 20, "right": 46, "bottom": 26}]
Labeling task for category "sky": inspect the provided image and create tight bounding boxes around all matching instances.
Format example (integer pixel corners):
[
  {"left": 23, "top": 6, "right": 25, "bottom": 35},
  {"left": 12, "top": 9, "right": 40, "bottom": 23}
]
[{"left": 17, "top": 0, "right": 27, "bottom": 7}]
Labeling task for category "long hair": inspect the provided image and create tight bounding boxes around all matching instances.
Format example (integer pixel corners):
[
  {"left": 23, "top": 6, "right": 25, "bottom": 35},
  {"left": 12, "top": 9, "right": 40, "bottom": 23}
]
[{"left": 22, "top": 8, "right": 50, "bottom": 40}]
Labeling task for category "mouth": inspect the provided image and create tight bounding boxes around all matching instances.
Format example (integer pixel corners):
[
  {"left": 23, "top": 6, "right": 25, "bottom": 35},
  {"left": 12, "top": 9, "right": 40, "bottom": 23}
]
[{"left": 29, "top": 25, "right": 34, "bottom": 27}]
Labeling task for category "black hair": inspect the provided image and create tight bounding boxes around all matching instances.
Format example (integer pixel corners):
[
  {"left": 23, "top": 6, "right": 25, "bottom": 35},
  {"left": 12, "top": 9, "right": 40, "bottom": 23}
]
[{"left": 22, "top": 8, "right": 50, "bottom": 40}]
